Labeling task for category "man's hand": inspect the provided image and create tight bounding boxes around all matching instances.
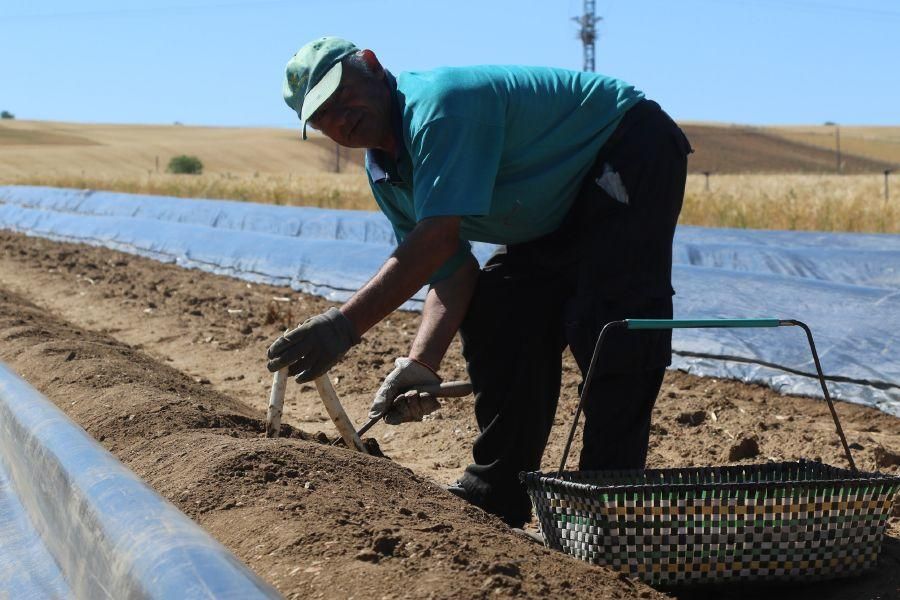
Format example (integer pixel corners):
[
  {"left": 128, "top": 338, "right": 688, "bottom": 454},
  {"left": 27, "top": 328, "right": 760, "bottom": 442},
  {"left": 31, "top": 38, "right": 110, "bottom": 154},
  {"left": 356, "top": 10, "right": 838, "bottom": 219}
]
[
  {"left": 370, "top": 357, "right": 441, "bottom": 424},
  {"left": 384, "top": 390, "right": 441, "bottom": 425},
  {"left": 266, "top": 307, "right": 360, "bottom": 382}
]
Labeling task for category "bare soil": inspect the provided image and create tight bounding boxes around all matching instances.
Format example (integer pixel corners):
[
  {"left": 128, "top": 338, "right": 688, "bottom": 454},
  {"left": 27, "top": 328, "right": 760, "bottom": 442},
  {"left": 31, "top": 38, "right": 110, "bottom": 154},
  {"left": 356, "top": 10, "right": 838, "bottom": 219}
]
[
  {"left": 682, "top": 124, "right": 896, "bottom": 174},
  {"left": 0, "top": 230, "right": 897, "bottom": 600}
]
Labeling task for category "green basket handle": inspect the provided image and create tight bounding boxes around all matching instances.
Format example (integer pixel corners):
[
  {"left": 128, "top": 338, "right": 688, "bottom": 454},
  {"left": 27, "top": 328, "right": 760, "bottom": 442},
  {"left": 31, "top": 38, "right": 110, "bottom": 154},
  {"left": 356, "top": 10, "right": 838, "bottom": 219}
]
[
  {"left": 627, "top": 318, "right": 781, "bottom": 329},
  {"left": 556, "top": 318, "right": 858, "bottom": 476}
]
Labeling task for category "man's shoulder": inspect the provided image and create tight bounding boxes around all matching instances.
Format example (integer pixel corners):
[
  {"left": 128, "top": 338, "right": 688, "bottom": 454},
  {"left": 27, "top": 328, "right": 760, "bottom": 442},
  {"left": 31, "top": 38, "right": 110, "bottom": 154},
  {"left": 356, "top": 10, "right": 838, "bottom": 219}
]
[
  {"left": 397, "top": 67, "right": 499, "bottom": 130},
  {"left": 398, "top": 64, "right": 583, "bottom": 93},
  {"left": 396, "top": 66, "right": 497, "bottom": 103},
  {"left": 397, "top": 65, "right": 586, "bottom": 128}
]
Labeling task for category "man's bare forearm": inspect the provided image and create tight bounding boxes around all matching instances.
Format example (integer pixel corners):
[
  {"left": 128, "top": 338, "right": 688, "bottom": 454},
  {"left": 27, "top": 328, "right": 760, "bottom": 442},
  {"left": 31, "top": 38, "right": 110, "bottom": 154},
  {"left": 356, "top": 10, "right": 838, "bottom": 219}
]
[
  {"left": 340, "top": 216, "right": 461, "bottom": 337},
  {"left": 409, "top": 254, "right": 479, "bottom": 372}
]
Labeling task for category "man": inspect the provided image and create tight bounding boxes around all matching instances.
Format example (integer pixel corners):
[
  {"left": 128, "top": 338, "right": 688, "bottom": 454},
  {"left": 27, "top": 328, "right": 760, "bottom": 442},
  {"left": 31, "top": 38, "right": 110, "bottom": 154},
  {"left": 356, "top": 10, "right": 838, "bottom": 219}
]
[{"left": 268, "top": 36, "right": 691, "bottom": 527}]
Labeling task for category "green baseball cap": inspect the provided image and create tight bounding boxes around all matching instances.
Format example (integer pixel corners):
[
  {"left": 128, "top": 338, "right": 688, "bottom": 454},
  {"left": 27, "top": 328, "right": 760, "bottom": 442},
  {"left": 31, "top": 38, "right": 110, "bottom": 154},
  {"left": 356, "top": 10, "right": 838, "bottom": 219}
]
[{"left": 283, "top": 36, "right": 359, "bottom": 140}]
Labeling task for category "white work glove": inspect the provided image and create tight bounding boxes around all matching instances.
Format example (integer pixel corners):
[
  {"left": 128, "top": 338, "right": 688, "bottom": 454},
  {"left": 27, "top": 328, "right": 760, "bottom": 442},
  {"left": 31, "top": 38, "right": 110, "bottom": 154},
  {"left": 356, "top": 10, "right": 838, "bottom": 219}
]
[{"left": 369, "top": 357, "right": 441, "bottom": 425}]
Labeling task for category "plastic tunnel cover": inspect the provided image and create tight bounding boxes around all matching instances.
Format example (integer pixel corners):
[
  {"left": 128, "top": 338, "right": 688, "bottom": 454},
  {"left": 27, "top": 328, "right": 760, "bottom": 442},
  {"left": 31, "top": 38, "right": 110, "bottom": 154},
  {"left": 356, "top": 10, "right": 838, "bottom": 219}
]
[{"left": 0, "top": 362, "right": 281, "bottom": 599}]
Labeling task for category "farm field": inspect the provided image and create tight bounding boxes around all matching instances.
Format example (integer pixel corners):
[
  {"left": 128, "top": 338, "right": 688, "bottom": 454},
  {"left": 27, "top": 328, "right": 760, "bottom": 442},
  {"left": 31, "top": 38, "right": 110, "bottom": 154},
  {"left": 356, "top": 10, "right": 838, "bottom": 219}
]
[
  {"left": 0, "top": 119, "right": 373, "bottom": 209},
  {"left": 3, "top": 119, "right": 900, "bottom": 231},
  {"left": 0, "top": 230, "right": 897, "bottom": 599},
  {"left": 766, "top": 125, "right": 900, "bottom": 167},
  {"left": 682, "top": 173, "right": 899, "bottom": 233},
  {"left": 0, "top": 119, "right": 366, "bottom": 177},
  {"left": 1, "top": 119, "right": 895, "bottom": 181},
  {"left": 1, "top": 118, "right": 899, "bottom": 597}
]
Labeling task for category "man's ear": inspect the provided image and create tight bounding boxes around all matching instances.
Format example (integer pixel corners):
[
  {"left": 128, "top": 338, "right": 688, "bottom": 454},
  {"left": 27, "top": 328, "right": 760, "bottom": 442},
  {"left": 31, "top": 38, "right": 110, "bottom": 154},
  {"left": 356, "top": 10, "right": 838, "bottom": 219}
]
[{"left": 359, "top": 49, "right": 385, "bottom": 79}]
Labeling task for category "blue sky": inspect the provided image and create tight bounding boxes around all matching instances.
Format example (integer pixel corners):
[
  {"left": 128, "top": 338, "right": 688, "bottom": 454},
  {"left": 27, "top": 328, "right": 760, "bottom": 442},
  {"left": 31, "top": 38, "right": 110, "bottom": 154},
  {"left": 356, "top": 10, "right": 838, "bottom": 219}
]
[{"left": 2, "top": 0, "right": 897, "bottom": 127}]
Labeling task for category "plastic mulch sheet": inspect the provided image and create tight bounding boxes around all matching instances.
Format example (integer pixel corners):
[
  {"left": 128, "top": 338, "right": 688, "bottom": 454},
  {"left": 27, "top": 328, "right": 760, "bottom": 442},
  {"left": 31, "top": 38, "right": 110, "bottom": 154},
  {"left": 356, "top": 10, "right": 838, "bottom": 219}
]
[{"left": 0, "top": 185, "right": 897, "bottom": 416}]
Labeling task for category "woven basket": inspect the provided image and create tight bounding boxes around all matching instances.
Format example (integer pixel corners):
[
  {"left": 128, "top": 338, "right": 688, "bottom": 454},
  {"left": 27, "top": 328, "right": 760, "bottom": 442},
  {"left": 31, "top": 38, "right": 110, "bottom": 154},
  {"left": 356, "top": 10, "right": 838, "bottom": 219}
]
[
  {"left": 522, "top": 318, "right": 900, "bottom": 585},
  {"left": 522, "top": 460, "right": 899, "bottom": 584}
]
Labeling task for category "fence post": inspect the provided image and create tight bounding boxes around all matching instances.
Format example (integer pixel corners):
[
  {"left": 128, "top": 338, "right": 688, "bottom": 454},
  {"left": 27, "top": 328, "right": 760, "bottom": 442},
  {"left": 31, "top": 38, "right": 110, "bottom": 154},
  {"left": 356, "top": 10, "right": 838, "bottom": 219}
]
[
  {"left": 703, "top": 171, "right": 711, "bottom": 191},
  {"left": 834, "top": 124, "right": 842, "bottom": 174},
  {"left": 885, "top": 169, "right": 892, "bottom": 201}
]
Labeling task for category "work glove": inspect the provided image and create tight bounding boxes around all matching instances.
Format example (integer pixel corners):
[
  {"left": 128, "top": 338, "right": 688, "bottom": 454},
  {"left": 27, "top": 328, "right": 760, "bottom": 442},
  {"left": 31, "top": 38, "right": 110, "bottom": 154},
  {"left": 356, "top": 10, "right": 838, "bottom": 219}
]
[
  {"left": 369, "top": 357, "right": 441, "bottom": 425},
  {"left": 266, "top": 308, "right": 360, "bottom": 383}
]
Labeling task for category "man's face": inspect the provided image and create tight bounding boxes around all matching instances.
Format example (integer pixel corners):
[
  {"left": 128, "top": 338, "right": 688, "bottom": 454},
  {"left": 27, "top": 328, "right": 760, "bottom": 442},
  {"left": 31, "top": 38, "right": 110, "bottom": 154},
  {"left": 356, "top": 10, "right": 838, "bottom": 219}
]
[{"left": 307, "top": 57, "right": 392, "bottom": 150}]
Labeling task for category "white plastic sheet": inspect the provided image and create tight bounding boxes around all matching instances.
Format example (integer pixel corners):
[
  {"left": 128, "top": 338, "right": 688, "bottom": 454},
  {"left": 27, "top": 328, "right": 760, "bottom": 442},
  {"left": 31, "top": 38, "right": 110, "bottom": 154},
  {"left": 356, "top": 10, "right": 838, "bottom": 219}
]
[
  {"left": 0, "top": 185, "right": 897, "bottom": 416},
  {"left": 0, "top": 462, "right": 70, "bottom": 598},
  {"left": 0, "top": 363, "right": 280, "bottom": 599}
]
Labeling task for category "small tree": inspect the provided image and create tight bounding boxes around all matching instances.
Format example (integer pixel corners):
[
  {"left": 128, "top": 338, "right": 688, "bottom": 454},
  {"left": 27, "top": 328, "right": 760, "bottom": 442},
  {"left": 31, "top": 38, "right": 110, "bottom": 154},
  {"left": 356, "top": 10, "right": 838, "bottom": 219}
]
[
  {"left": 0, "top": 110, "right": 14, "bottom": 119},
  {"left": 167, "top": 154, "right": 203, "bottom": 175}
]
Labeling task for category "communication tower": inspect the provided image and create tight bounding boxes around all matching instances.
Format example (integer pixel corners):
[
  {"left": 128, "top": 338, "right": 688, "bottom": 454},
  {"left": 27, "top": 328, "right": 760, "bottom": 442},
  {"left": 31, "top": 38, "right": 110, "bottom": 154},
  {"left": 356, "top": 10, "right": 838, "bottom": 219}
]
[{"left": 573, "top": 0, "right": 603, "bottom": 72}]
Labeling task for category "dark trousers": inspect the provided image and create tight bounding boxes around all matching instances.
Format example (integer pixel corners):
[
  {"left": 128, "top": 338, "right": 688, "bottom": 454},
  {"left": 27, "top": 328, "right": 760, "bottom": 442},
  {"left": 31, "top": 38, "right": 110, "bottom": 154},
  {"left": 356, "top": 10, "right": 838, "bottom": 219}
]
[{"left": 457, "top": 100, "right": 691, "bottom": 525}]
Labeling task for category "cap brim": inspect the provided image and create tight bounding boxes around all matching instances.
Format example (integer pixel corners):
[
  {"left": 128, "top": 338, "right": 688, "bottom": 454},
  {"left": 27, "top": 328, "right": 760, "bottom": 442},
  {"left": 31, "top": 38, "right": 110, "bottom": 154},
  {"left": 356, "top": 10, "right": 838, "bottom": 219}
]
[{"left": 299, "top": 61, "right": 342, "bottom": 140}]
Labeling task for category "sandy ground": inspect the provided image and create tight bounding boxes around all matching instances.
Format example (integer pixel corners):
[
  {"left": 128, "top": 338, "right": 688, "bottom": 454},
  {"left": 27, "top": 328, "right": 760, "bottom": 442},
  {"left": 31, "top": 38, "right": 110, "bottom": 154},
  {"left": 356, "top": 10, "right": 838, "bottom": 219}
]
[{"left": 0, "top": 230, "right": 897, "bottom": 599}]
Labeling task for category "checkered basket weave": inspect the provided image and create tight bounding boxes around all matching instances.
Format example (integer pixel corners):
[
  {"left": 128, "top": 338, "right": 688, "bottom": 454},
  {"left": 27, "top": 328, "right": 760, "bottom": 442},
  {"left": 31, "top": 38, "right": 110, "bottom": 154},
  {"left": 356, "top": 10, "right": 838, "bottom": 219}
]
[
  {"left": 522, "top": 461, "right": 899, "bottom": 584},
  {"left": 522, "top": 318, "right": 900, "bottom": 585}
]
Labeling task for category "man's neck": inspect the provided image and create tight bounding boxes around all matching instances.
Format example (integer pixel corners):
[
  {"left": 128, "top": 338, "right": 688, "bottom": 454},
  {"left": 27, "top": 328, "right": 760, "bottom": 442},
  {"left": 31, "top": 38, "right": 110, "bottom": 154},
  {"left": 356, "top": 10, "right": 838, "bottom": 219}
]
[
  {"left": 374, "top": 70, "right": 402, "bottom": 159},
  {"left": 373, "top": 124, "right": 398, "bottom": 157}
]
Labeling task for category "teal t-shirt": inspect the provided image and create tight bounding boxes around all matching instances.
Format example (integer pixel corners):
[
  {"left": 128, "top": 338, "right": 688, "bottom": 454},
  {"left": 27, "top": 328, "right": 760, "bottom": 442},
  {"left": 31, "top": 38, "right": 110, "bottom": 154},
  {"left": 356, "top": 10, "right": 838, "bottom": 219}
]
[{"left": 367, "top": 65, "right": 644, "bottom": 282}]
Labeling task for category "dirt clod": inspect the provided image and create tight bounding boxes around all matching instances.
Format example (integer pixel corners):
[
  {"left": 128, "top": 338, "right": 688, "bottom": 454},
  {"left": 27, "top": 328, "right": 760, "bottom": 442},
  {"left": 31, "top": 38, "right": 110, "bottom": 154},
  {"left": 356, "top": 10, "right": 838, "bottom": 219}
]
[
  {"left": 372, "top": 534, "right": 402, "bottom": 557},
  {"left": 485, "top": 562, "right": 522, "bottom": 578},
  {"left": 874, "top": 446, "right": 900, "bottom": 468},
  {"left": 676, "top": 410, "right": 707, "bottom": 426},
  {"left": 355, "top": 550, "right": 380, "bottom": 563},
  {"left": 728, "top": 436, "right": 761, "bottom": 461},
  {"left": 649, "top": 423, "right": 668, "bottom": 436}
]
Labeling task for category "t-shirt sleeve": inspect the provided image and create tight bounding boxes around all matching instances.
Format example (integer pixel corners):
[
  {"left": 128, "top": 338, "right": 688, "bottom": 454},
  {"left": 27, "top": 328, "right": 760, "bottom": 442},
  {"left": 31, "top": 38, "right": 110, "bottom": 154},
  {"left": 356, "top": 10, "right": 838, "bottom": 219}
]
[{"left": 409, "top": 117, "right": 505, "bottom": 221}]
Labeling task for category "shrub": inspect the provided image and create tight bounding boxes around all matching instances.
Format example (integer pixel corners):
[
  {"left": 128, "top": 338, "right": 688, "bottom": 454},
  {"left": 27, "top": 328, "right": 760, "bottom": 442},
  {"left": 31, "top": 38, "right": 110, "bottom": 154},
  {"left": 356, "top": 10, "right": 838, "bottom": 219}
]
[
  {"left": 0, "top": 110, "right": 14, "bottom": 119},
  {"left": 167, "top": 154, "right": 203, "bottom": 175}
]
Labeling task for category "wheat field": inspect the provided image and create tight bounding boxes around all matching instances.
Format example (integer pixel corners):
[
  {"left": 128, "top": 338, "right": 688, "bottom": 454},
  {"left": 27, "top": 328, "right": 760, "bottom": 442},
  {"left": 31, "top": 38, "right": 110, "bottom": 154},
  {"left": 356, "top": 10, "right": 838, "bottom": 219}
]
[
  {"left": 0, "top": 119, "right": 374, "bottom": 208},
  {"left": 2, "top": 119, "right": 898, "bottom": 233},
  {"left": 0, "top": 119, "right": 366, "bottom": 179},
  {"left": 682, "top": 173, "right": 898, "bottom": 233},
  {"left": 7, "top": 171, "right": 376, "bottom": 210},
  {"left": 9, "top": 172, "right": 896, "bottom": 234}
]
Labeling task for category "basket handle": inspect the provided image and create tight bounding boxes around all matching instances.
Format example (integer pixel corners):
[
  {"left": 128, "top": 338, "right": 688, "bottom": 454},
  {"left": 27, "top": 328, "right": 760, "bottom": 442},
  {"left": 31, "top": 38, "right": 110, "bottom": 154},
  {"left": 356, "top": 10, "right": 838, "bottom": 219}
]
[{"left": 557, "top": 318, "right": 858, "bottom": 476}]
